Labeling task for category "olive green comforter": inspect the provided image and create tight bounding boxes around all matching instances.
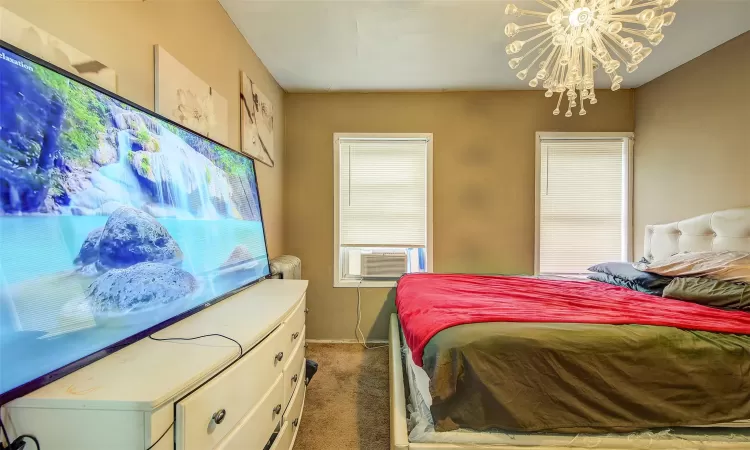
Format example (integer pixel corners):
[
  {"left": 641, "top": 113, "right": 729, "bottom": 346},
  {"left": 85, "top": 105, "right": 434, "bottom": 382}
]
[{"left": 421, "top": 321, "right": 750, "bottom": 433}]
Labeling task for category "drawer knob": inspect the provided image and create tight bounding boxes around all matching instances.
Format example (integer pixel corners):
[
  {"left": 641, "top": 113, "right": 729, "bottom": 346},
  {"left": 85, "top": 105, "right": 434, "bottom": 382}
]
[
  {"left": 212, "top": 409, "right": 227, "bottom": 425},
  {"left": 304, "top": 308, "right": 309, "bottom": 314},
  {"left": 292, "top": 332, "right": 300, "bottom": 340},
  {"left": 292, "top": 374, "right": 298, "bottom": 383},
  {"left": 273, "top": 404, "right": 282, "bottom": 415},
  {"left": 274, "top": 352, "right": 284, "bottom": 363},
  {"left": 293, "top": 418, "right": 299, "bottom": 427}
]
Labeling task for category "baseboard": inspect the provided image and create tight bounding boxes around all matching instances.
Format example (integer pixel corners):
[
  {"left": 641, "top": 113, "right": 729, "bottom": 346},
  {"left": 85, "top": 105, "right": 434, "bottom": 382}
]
[{"left": 306, "top": 339, "right": 388, "bottom": 345}]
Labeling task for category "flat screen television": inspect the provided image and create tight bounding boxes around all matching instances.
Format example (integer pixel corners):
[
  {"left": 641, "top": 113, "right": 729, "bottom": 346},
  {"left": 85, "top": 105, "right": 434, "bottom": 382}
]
[{"left": 0, "top": 41, "right": 271, "bottom": 404}]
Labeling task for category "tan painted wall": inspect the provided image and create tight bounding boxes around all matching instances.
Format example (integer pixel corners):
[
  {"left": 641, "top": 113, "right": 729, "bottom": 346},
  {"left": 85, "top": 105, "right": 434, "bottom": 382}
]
[
  {"left": 634, "top": 32, "right": 750, "bottom": 258},
  {"left": 1, "top": 0, "right": 286, "bottom": 257},
  {"left": 285, "top": 91, "right": 635, "bottom": 340}
]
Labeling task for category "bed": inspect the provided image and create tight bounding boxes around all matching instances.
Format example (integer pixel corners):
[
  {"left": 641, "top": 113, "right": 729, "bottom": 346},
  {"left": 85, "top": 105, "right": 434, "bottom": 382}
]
[{"left": 389, "top": 207, "right": 750, "bottom": 450}]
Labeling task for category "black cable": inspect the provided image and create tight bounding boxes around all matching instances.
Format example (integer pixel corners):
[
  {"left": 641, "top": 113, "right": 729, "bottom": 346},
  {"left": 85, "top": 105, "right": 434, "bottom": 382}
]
[
  {"left": 0, "top": 418, "right": 41, "bottom": 450},
  {"left": 144, "top": 333, "right": 243, "bottom": 449},
  {"left": 0, "top": 417, "right": 9, "bottom": 446},
  {"left": 145, "top": 422, "right": 173, "bottom": 450},
  {"left": 148, "top": 333, "right": 243, "bottom": 360},
  {"left": 14, "top": 435, "right": 39, "bottom": 450}
]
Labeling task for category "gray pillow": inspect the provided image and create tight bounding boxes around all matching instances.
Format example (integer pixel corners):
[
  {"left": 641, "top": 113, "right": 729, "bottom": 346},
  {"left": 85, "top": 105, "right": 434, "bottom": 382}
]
[
  {"left": 588, "top": 261, "right": 672, "bottom": 296},
  {"left": 663, "top": 277, "right": 750, "bottom": 311},
  {"left": 588, "top": 272, "right": 665, "bottom": 296}
]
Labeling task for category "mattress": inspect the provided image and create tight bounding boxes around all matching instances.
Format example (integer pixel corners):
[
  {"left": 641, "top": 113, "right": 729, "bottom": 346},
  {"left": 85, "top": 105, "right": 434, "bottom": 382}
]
[{"left": 401, "top": 329, "right": 750, "bottom": 448}]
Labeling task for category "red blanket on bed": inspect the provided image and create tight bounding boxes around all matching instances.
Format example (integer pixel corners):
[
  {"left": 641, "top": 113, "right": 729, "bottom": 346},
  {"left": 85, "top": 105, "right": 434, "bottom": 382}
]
[{"left": 396, "top": 273, "right": 750, "bottom": 366}]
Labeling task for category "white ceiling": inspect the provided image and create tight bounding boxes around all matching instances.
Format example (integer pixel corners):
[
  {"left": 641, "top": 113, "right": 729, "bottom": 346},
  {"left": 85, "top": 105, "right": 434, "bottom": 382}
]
[{"left": 220, "top": 0, "right": 750, "bottom": 92}]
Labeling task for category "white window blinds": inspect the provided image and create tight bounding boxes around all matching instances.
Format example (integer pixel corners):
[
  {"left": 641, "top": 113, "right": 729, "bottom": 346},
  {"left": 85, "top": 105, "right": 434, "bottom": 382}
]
[
  {"left": 339, "top": 139, "right": 427, "bottom": 248},
  {"left": 539, "top": 139, "right": 628, "bottom": 274}
]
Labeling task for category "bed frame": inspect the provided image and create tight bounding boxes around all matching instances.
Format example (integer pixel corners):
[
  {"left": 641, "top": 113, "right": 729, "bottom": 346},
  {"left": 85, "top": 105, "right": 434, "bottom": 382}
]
[{"left": 390, "top": 206, "right": 750, "bottom": 450}]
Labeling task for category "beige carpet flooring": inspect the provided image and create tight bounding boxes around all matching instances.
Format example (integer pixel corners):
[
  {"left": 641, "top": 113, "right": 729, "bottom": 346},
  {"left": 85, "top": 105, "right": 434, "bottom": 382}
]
[{"left": 294, "top": 343, "right": 390, "bottom": 450}]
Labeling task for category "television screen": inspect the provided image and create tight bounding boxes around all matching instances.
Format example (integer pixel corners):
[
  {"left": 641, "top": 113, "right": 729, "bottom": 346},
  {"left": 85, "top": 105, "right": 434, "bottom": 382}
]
[{"left": 0, "top": 42, "right": 270, "bottom": 403}]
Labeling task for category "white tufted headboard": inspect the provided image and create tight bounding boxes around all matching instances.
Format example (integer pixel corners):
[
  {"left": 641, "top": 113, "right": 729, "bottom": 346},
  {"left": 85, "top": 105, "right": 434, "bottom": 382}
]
[{"left": 644, "top": 207, "right": 750, "bottom": 261}]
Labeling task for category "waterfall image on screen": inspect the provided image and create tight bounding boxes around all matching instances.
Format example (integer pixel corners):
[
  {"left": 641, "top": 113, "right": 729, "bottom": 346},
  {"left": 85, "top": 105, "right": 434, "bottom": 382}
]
[{"left": 0, "top": 45, "right": 270, "bottom": 400}]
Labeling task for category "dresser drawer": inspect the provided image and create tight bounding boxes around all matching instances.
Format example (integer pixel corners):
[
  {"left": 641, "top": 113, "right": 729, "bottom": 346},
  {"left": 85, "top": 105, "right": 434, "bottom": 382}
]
[
  {"left": 283, "top": 326, "right": 306, "bottom": 408},
  {"left": 282, "top": 296, "right": 306, "bottom": 359},
  {"left": 283, "top": 374, "right": 306, "bottom": 427},
  {"left": 175, "top": 326, "right": 286, "bottom": 450},
  {"left": 215, "top": 374, "right": 284, "bottom": 450},
  {"left": 269, "top": 421, "right": 293, "bottom": 450}
]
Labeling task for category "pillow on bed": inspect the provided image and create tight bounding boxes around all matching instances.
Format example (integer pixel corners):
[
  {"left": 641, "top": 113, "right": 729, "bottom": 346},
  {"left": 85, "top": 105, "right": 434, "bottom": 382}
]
[
  {"left": 663, "top": 277, "right": 750, "bottom": 311},
  {"left": 587, "top": 272, "right": 664, "bottom": 295},
  {"left": 634, "top": 251, "right": 750, "bottom": 284},
  {"left": 587, "top": 261, "right": 672, "bottom": 295}
]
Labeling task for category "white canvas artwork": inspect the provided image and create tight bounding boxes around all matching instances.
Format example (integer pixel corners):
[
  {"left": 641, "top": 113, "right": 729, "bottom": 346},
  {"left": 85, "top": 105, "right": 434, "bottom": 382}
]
[
  {"left": 241, "top": 72, "right": 275, "bottom": 167},
  {"left": 0, "top": 7, "right": 117, "bottom": 92},
  {"left": 154, "top": 45, "right": 229, "bottom": 145}
]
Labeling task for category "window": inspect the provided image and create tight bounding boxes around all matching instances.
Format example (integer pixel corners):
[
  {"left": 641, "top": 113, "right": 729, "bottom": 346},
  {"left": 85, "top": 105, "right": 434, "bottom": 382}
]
[
  {"left": 535, "top": 133, "right": 633, "bottom": 275},
  {"left": 334, "top": 133, "right": 432, "bottom": 287}
]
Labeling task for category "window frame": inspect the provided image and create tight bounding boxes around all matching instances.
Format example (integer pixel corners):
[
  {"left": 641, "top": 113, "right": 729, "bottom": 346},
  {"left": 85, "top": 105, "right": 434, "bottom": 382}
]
[
  {"left": 333, "top": 132, "right": 433, "bottom": 288},
  {"left": 534, "top": 132, "right": 634, "bottom": 276}
]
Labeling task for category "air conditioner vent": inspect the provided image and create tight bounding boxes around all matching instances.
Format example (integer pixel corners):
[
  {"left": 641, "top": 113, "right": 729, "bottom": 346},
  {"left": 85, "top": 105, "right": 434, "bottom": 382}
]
[{"left": 360, "top": 252, "right": 407, "bottom": 279}]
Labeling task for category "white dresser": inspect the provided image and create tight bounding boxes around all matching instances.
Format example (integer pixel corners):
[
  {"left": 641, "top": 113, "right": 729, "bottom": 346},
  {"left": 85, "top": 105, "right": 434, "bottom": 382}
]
[{"left": 2, "top": 279, "right": 308, "bottom": 450}]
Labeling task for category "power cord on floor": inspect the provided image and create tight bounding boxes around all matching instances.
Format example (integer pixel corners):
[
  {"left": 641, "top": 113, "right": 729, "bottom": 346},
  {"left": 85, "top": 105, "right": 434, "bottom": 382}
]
[
  {"left": 0, "top": 417, "right": 40, "bottom": 450},
  {"left": 356, "top": 280, "right": 388, "bottom": 350}
]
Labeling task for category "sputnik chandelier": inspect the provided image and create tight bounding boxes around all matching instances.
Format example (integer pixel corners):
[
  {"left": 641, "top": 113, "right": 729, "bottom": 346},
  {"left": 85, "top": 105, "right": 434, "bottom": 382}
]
[{"left": 504, "top": 0, "right": 678, "bottom": 116}]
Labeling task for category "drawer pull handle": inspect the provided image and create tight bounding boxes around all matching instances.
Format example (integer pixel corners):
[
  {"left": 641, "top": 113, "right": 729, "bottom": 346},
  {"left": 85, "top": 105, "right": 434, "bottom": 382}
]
[
  {"left": 273, "top": 404, "right": 282, "bottom": 415},
  {"left": 292, "top": 332, "right": 300, "bottom": 340},
  {"left": 293, "top": 418, "right": 299, "bottom": 427},
  {"left": 304, "top": 308, "right": 309, "bottom": 314},
  {"left": 292, "top": 374, "right": 299, "bottom": 383},
  {"left": 274, "top": 352, "right": 284, "bottom": 363},
  {"left": 212, "top": 409, "right": 227, "bottom": 425}
]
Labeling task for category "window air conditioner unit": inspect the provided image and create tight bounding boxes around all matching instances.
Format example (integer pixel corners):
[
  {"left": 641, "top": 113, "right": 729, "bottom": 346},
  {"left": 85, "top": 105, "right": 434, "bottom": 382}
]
[{"left": 360, "top": 251, "right": 408, "bottom": 279}]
